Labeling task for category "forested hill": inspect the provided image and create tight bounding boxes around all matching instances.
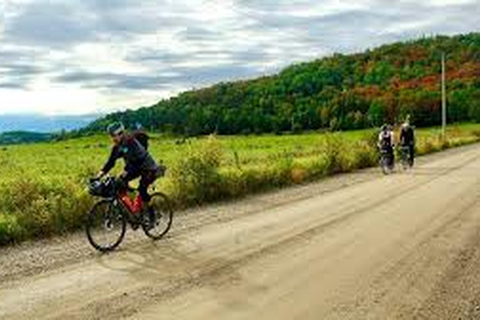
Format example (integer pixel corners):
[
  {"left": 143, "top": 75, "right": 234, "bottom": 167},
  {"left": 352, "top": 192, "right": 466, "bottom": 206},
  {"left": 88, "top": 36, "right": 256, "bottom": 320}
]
[
  {"left": 86, "top": 33, "right": 480, "bottom": 135},
  {"left": 0, "top": 131, "right": 52, "bottom": 145}
]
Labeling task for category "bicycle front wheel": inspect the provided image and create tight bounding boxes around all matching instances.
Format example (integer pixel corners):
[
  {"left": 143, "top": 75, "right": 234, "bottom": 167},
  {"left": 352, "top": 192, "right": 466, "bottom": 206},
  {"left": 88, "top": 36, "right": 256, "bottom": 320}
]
[
  {"left": 86, "top": 200, "right": 126, "bottom": 252},
  {"left": 142, "top": 192, "right": 173, "bottom": 240},
  {"left": 380, "top": 156, "right": 390, "bottom": 175}
]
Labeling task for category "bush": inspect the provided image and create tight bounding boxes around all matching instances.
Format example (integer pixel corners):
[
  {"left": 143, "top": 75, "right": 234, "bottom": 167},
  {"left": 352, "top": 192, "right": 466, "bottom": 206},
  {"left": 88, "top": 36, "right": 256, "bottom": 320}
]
[
  {"left": 419, "top": 138, "right": 435, "bottom": 155},
  {"left": 303, "top": 157, "right": 329, "bottom": 180},
  {"left": 0, "top": 176, "right": 92, "bottom": 240},
  {"left": 169, "top": 135, "right": 224, "bottom": 205},
  {"left": 472, "top": 130, "right": 480, "bottom": 139},
  {"left": 323, "top": 133, "right": 349, "bottom": 174},
  {"left": 362, "top": 130, "right": 380, "bottom": 149},
  {"left": 237, "top": 165, "right": 279, "bottom": 193},
  {"left": 275, "top": 150, "right": 294, "bottom": 185},
  {"left": 353, "top": 141, "right": 377, "bottom": 169},
  {"left": 0, "top": 214, "right": 23, "bottom": 245},
  {"left": 440, "top": 137, "right": 451, "bottom": 150},
  {"left": 290, "top": 166, "right": 307, "bottom": 184}
]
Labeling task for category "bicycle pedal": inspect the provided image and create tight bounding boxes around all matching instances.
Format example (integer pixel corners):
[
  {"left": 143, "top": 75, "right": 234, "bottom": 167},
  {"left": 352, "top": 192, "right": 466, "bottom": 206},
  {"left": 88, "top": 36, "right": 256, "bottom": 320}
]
[{"left": 131, "top": 223, "right": 140, "bottom": 231}]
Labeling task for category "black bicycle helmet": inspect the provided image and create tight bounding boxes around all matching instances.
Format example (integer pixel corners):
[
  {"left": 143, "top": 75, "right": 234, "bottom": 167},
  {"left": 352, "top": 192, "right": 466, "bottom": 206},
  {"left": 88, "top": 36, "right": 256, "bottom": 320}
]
[{"left": 107, "top": 122, "right": 125, "bottom": 136}]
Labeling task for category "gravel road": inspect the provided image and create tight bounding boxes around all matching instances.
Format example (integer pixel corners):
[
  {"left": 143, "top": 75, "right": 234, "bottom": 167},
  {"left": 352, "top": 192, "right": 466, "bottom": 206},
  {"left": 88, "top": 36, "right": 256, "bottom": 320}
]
[{"left": 2, "top": 144, "right": 480, "bottom": 319}]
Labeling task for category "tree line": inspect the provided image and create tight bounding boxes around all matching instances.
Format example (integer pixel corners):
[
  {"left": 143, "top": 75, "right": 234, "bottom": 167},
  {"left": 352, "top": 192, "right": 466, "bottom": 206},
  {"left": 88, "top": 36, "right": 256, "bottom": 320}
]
[{"left": 84, "top": 33, "right": 480, "bottom": 136}]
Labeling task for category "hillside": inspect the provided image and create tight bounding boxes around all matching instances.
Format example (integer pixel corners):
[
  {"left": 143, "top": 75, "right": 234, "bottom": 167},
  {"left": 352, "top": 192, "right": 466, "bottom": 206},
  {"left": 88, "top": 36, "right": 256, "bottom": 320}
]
[
  {"left": 0, "top": 131, "right": 52, "bottom": 145},
  {"left": 86, "top": 33, "right": 480, "bottom": 135}
]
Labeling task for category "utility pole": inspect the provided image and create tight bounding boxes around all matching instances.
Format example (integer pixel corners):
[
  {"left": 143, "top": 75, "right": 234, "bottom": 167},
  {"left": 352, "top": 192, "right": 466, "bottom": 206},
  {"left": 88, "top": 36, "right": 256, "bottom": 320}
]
[{"left": 441, "top": 52, "right": 447, "bottom": 139}]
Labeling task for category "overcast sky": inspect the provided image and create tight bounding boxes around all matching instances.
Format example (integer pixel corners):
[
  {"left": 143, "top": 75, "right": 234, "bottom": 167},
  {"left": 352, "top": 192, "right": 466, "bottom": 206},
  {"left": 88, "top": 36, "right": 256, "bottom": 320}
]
[{"left": 0, "top": 0, "right": 478, "bottom": 115}]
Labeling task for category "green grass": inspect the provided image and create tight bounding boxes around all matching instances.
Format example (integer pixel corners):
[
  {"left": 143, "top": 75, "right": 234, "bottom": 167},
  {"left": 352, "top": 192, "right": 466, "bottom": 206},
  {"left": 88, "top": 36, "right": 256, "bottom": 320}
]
[{"left": 1, "top": 123, "right": 479, "bottom": 245}]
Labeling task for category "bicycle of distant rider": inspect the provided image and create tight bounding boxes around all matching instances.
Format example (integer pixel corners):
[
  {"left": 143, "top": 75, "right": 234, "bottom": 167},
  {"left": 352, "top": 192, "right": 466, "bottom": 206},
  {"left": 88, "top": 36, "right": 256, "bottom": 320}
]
[
  {"left": 398, "top": 145, "right": 413, "bottom": 170},
  {"left": 379, "top": 147, "right": 394, "bottom": 175}
]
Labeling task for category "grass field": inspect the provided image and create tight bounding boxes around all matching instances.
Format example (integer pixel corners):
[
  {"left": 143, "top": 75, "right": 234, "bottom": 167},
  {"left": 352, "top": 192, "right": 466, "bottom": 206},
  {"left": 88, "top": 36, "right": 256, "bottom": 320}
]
[{"left": 1, "top": 123, "right": 480, "bottom": 245}]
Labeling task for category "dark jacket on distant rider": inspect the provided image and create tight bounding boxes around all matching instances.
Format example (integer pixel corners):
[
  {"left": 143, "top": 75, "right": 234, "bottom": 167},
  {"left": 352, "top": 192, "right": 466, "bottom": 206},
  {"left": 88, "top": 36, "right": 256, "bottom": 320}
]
[
  {"left": 400, "top": 124, "right": 415, "bottom": 165},
  {"left": 400, "top": 125, "right": 415, "bottom": 146}
]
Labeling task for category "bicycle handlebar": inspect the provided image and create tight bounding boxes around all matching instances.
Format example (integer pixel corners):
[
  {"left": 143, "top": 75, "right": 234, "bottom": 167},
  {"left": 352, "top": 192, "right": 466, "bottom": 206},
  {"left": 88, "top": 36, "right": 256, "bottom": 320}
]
[{"left": 90, "top": 175, "right": 138, "bottom": 192}]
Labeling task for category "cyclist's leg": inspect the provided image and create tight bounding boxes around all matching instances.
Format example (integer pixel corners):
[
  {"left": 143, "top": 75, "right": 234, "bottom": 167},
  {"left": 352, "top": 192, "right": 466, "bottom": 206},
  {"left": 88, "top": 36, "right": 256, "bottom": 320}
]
[
  {"left": 409, "top": 144, "right": 415, "bottom": 166},
  {"left": 388, "top": 146, "right": 394, "bottom": 167},
  {"left": 139, "top": 171, "right": 159, "bottom": 225},
  {"left": 139, "top": 170, "right": 159, "bottom": 203},
  {"left": 120, "top": 170, "right": 140, "bottom": 192}
]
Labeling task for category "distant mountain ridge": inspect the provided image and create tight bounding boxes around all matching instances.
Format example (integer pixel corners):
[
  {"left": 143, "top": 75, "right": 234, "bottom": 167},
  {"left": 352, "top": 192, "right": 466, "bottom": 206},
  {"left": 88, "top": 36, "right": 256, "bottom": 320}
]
[
  {"left": 86, "top": 32, "right": 480, "bottom": 135},
  {"left": 0, "top": 131, "right": 52, "bottom": 145},
  {"left": 0, "top": 114, "right": 99, "bottom": 133}
]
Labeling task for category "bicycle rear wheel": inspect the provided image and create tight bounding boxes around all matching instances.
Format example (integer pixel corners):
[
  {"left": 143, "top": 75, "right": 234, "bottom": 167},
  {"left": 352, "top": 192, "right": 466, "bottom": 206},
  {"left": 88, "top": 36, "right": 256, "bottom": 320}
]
[
  {"left": 380, "top": 155, "right": 391, "bottom": 175},
  {"left": 86, "top": 200, "right": 126, "bottom": 252},
  {"left": 142, "top": 192, "right": 173, "bottom": 240}
]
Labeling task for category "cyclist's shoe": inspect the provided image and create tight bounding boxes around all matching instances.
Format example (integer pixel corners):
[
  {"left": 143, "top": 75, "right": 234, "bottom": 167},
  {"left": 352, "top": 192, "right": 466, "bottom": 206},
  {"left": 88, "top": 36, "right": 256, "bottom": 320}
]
[{"left": 142, "top": 206, "right": 156, "bottom": 230}]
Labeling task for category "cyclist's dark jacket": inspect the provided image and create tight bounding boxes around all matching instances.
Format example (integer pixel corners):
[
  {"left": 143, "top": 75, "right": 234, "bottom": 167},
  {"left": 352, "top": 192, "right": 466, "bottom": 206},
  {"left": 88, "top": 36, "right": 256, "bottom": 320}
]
[
  {"left": 400, "top": 125, "right": 415, "bottom": 146},
  {"left": 102, "top": 136, "right": 158, "bottom": 175}
]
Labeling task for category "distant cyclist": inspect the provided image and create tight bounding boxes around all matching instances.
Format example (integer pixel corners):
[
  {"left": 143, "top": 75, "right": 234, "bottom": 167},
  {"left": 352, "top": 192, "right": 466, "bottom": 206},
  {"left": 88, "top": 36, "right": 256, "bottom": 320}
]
[
  {"left": 378, "top": 124, "right": 395, "bottom": 167},
  {"left": 96, "top": 122, "right": 164, "bottom": 227},
  {"left": 400, "top": 117, "right": 415, "bottom": 167}
]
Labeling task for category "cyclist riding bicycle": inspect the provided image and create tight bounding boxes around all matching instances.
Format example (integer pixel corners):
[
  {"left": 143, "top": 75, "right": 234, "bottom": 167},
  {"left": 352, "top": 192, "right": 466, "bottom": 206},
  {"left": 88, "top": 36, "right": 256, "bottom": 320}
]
[
  {"left": 400, "top": 118, "right": 415, "bottom": 166},
  {"left": 96, "top": 122, "right": 164, "bottom": 227},
  {"left": 378, "top": 124, "right": 395, "bottom": 167}
]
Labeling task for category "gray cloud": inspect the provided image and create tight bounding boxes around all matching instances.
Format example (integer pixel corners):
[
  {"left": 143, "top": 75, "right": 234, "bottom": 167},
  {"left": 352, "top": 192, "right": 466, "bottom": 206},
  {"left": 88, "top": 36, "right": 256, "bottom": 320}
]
[
  {"left": 0, "top": 46, "right": 52, "bottom": 90},
  {"left": 178, "top": 26, "right": 222, "bottom": 42},
  {"left": 126, "top": 50, "right": 191, "bottom": 64},
  {"left": 0, "top": 63, "right": 42, "bottom": 76},
  {"left": 0, "top": 82, "right": 27, "bottom": 90},
  {"left": 230, "top": 49, "right": 271, "bottom": 64},
  {"left": 5, "top": 2, "right": 98, "bottom": 47},
  {"left": 233, "top": 0, "right": 314, "bottom": 14},
  {"left": 0, "top": 50, "right": 44, "bottom": 89},
  {"left": 1, "top": 0, "right": 479, "bottom": 114},
  {"left": 234, "top": 1, "right": 479, "bottom": 58},
  {"left": 84, "top": 1, "right": 167, "bottom": 38},
  {"left": 164, "top": 63, "right": 265, "bottom": 89},
  {"left": 3, "top": 0, "right": 185, "bottom": 48},
  {"left": 0, "top": 47, "right": 43, "bottom": 61},
  {"left": 54, "top": 61, "right": 262, "bottom": 91},
  {"left": 128, "top": 47, "right": 272, "bottom": 69},
  {"left": 55, "top": 71, "right": 178, "bottom": 90}
]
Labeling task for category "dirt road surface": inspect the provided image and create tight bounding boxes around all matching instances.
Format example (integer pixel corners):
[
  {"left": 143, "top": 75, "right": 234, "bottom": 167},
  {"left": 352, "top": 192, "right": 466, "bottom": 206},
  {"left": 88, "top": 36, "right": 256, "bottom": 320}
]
[{"left": 2, "top": 144, "right": 480, "bottom": 319}]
